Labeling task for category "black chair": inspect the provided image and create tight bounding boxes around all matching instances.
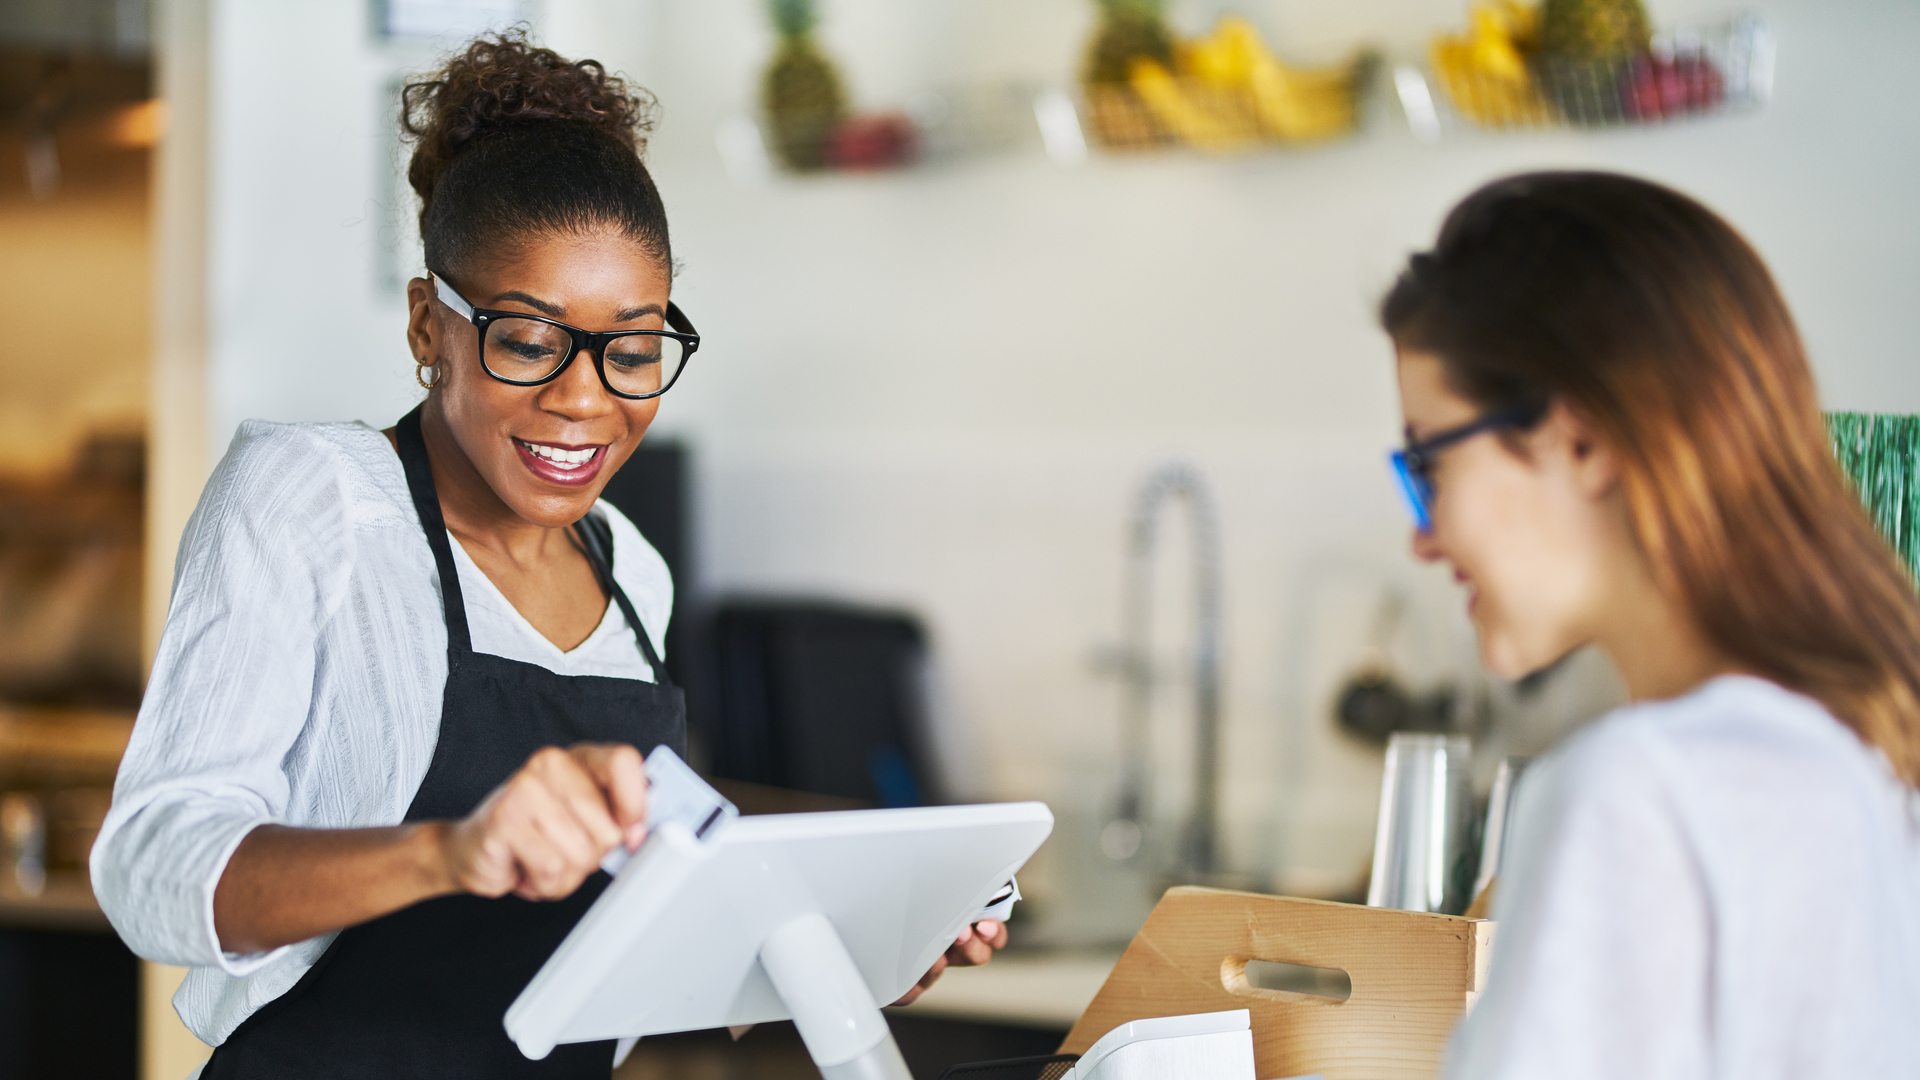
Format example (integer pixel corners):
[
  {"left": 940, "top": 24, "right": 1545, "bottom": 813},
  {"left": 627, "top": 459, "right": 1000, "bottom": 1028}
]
[{"left": 687, "top": 600, "right": 938, "bottom": 808}]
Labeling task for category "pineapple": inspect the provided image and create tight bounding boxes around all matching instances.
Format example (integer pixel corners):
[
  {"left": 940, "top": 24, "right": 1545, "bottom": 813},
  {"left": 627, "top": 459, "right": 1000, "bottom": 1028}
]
[
  {"left": 762, "top": 0, "right": 847, "bottom": 170},
  {"left": 1539, "top": 0, "right": 1651, "bottom": 58},
  {"left": 1081, "top": 0, "right": 1177, "bottom": 148},
  {"left": 1533, "top": 0, "right": 1653, "bottom": 125},
  {"left": 1083, "top": 0, "right": 1175, "bottom": 86}
]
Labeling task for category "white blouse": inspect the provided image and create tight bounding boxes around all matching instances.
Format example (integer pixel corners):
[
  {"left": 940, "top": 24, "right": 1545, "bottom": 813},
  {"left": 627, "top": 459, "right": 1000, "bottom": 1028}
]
[
  {"left": 1446, "top": 675, "right": 1920, "bottom": 1079},
  {"left": 90, "top": 420, "right": 673, "bottom": 1047}
]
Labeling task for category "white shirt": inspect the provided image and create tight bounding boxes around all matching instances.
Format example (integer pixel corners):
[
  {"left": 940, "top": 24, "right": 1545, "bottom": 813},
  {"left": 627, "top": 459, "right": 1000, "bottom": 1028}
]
[
  {"left": 90, "top": 420, "right": 672, "bottom": 1047},
  {"left": 1446, "top": 675, "right": 1920, "bottom": 1080}
]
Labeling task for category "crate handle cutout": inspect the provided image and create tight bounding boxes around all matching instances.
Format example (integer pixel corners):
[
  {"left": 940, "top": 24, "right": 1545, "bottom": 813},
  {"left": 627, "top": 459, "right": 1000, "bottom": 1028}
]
[
  {"left": 1222, "top": 957, "right": 1352, "bottom": 1003},
  {"left": 1063, "top": 888, "right": 1492, "bottom": 1079}
]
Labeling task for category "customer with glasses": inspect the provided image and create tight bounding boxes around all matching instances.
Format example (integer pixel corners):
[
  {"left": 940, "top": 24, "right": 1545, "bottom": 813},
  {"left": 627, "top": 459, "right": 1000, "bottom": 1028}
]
[
  {"left": 1384, "top": 172, "right": 1920, "bottom": 1079},
  {"left": 91, "top": 33, "right": 1001, "bottom": 1078}
]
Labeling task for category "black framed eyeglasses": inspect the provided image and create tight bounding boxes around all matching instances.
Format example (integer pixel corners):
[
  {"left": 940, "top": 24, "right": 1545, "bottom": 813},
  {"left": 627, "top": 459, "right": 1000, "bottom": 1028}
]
[
  {"left": 1389, "top": 404, "right": 1544, "bottom": 532},
  {"left": 432, "top": 272, "right": 701, "bottom": 400}
]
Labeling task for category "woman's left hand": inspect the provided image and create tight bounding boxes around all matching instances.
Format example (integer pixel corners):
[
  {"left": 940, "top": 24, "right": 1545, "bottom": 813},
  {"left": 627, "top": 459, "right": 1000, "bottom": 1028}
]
[{"left": 892, "top": 919, "right": 1008, "bottom": 1006}]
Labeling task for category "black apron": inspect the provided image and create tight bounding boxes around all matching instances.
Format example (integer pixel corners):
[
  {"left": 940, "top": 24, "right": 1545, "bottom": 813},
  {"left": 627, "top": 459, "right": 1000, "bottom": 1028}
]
[{"left": 203, "top": 406, "right": 686, "bottom": 1078}]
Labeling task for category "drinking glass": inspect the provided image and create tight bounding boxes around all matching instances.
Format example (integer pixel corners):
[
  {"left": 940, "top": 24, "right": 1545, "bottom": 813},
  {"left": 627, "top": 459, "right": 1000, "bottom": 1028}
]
[{"left": 1366, "top": 733, "right": 1474, "bottom": 914}]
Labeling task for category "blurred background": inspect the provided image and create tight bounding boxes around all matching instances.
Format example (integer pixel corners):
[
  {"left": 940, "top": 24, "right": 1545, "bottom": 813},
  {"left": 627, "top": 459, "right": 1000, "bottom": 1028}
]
[{"left": 0, "top": 0, "right": 1915, "bottom": 1076}]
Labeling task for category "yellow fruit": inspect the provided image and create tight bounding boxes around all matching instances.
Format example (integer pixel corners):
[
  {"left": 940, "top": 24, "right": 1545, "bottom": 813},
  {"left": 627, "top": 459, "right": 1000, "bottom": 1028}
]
[
  {"left": 1430, "top": 35, "right": 1552, "bottom": 126},
  {"left": 1250, "top": 68, "right": 1350, "bottom": 140},
  {"left": 1428, "top": 0, "right": 1552, "bottom": 127},
  {"left": 1218, "top": 17, "right": 1357, "bottom": 141},
  {"left": 1251, "top": 50, "right": 1359, "bottom": 142},
  {"left": 1128, "top": 57, "right": 1258, "bottom": 150},
  {"left": 1145, "top": 15, "right": 1359, "bottom": 147},
  {"left": 1210, "top": 15, "right": 1269, "bottom": 77},
  {"left": 1468, "top": 4, "right": 1528, "bottom": 80},
  {"left": 1181, "top": 21, "right": 1253, "bottom": 87}
]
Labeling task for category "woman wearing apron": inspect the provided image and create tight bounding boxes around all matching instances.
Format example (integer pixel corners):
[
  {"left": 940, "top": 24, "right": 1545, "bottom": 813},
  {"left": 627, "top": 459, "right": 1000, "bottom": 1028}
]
[{"left": 93, "top": 34, "right": 1000, "bottom": 1077}]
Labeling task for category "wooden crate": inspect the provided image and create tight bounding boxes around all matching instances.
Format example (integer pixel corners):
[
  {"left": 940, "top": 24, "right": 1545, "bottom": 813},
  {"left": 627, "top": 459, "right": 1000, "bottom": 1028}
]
[{"left": 1060, "top": 887, "right": 1494, "bottom": 1080}]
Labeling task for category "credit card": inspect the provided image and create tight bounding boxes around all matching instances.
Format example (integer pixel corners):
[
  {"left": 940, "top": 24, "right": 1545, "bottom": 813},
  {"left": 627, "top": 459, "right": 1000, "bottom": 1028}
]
[
  {"left": 976, "top": 878, "right": 1020, "bottom": 923},
  {"left": 600, "top": 746, "right": 738, "bottom": 875}
]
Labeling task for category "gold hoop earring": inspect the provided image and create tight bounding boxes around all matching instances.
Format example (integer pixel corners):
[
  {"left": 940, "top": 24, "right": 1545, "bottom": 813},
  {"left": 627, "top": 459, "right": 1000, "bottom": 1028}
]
[{"left": 415, "top": 362, "right": 442, "bottom": 390}]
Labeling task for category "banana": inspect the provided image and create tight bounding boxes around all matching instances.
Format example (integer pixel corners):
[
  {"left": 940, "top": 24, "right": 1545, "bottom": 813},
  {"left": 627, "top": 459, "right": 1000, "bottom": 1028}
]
[
  {"left": 1181, "top": 20, "right": 1255, "bottom": 88},
  {"left": 1249, "top": 60, "right": 1353, "bottom": 141},
  {"left": 1208, "top": 15, "right": 1357, "bottom": 143},
  {"left": 1430, "top": 2, "right": 1553, "bottom": 128},
  {"left": 1127, "top": 57, "right": 1258, "bottom": 150},
  {"left": 1468, "top": 4, "right": 1528, "bottom": 80},
  {"left": 1130, "top": 14, "right": 1361, "bottom": 149}
]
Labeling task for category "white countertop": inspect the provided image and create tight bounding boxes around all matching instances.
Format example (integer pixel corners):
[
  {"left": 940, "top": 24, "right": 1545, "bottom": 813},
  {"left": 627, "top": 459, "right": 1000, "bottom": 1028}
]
[{"left": 896, "top": 949, "right": 1123, "bottom": 1030}]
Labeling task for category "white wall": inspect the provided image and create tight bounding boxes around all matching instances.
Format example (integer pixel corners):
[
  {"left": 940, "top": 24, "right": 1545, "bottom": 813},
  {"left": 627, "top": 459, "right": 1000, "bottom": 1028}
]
[
  {"left": 202, "top": 2, "right": 427, "bottom": 444},
  {"left": 182, "top": 0, "right": 1920, "bottom": 931}
]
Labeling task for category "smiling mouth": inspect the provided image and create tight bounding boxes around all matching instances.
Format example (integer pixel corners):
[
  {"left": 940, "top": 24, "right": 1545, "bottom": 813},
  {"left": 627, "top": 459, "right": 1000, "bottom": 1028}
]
[{"left": 515, "top": 438, "right": 602, "bottom": 472}]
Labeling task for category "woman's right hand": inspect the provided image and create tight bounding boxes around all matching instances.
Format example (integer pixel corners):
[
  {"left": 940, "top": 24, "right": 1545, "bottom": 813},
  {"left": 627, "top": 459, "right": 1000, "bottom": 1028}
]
[
  {"left": 214, "top": 742, "right": 649, "bottom": 955},
  {"left": 441, "top": 743, "right": 649, "bottom": 901}
]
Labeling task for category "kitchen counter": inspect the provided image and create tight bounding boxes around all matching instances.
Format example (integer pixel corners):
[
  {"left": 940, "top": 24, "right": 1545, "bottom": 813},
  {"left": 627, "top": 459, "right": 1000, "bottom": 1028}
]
[{"left": 897, "top": 949, "right": 1122, "bottom": 1030}]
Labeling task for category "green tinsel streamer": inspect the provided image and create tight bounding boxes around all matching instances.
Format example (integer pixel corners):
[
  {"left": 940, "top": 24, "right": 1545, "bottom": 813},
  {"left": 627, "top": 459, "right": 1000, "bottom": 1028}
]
[{"left": 1826, "top": 412, "right": 1920, "bottom": 579}]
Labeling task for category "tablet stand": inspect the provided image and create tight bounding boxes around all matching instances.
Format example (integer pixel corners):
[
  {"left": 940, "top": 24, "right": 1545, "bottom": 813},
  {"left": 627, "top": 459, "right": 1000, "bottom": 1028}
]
[
  {"left": 761, "top": 912, "right": 913, "bottom": 1080},
  {"left": 504, "top": 803, "right": 1054, "bottom": 1066}
]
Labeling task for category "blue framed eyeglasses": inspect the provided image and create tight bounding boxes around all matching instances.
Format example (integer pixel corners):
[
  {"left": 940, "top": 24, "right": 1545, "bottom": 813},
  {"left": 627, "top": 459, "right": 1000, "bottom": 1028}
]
[{"left": 1390, "top": 405, "right": 1544, "bottom": 532}]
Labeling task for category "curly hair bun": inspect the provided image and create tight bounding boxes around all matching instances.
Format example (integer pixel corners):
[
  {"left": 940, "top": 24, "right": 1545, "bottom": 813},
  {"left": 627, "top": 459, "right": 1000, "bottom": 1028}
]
[{"left": 400, "top": 29, "right": 668, "bottom": 277}]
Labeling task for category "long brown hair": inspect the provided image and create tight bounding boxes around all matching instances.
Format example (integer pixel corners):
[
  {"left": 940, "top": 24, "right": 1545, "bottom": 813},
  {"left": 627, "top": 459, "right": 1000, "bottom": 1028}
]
[{"left": 1382, "top": 171, "right": 1920, "bottom": 786}]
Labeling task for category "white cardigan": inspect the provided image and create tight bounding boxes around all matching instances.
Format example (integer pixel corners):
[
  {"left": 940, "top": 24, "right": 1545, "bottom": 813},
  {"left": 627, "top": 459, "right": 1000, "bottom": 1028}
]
[
  {"left": 91, "top": 420, "right": 673, "bottom": 1046},
  {"left": 1446, "top": 675, "right": 1920, "bottom": 1079}
]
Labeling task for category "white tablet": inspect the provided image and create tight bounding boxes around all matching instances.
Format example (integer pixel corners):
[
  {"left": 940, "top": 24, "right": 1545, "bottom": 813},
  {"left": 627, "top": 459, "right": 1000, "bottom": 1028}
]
[{"left": 505, "top": 802, "right": 1055, "bottom": 1063}]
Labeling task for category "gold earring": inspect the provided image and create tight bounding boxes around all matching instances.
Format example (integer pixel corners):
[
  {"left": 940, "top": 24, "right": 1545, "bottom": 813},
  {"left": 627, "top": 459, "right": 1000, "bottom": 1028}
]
[{"left": 415, "top": 362, "right": 442, "bottom": 390}]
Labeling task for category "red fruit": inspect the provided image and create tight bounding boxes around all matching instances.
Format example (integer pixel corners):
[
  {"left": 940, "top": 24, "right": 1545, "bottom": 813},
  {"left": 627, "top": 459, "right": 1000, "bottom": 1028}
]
[
  {"left": 1680, "top": 57, "right": 1726, "bottom": 111},
  {"left": 826, "top": 113, "right": 917, "bottom": 170},
  {"left": 1624, "top": 55, "right": 1725, "bottom": 121}
]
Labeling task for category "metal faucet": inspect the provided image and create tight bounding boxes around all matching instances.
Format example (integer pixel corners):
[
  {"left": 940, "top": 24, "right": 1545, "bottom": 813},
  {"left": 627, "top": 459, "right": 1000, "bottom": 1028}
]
[{"left": 1103, "top": 462, "right": 1224, "bottom": 880}]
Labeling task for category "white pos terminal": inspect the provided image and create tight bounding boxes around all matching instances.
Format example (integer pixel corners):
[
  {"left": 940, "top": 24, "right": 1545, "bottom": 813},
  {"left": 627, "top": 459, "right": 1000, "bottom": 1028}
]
[{"left": 504, "top": 773, "right": 1054, "bottom": 1080}]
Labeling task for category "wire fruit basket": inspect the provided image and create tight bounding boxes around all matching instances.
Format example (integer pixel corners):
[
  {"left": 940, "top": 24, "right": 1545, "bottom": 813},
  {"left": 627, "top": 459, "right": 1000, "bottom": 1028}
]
[
  {"left": 1079, "top": 60, "right": 1375, "bottom": 153},
  {"left": 1076, "top": 15, "right": 1376, "bottom": 154},
  {"left": 1407, "top": 13, "right": 1772, "bottom": 134}
]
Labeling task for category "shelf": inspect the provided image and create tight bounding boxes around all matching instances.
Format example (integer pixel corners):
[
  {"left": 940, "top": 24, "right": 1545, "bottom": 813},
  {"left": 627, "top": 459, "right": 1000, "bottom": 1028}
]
[{"left": 718, "top": 83, "right": 1053, "bottom": 184}]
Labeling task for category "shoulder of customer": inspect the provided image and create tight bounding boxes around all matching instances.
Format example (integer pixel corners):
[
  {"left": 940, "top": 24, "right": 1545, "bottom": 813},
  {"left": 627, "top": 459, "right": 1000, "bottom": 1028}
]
[
  {"left": 1503, "top": 671, "right": 1912, "bottom": 934},
  {"left": 1539, "top": 674, "right": 1898, "bottom": 829}
]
